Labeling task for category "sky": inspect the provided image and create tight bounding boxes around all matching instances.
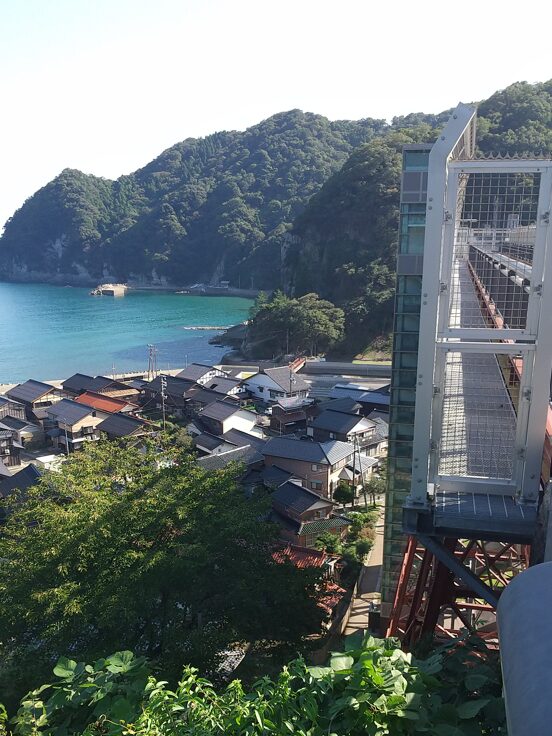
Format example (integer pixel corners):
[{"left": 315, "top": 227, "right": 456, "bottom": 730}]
[{"left": 1, "top": 0, "right": 551, "bottom": 229}]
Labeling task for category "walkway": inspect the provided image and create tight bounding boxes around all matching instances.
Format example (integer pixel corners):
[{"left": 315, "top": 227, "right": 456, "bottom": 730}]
[{"left": 343, "top": 507, "right": 385, "bottom": 636}]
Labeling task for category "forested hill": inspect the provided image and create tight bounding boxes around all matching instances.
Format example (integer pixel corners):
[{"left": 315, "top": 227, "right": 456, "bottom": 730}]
[
  {"left": 1, "top": 81, "right": 551, "bottom": 351},
  {"left": 286, "top": 80, "right": 552, "bottom": 350},
  {"left": 0, "top": 111, "right": 386, "bottom": 286}
]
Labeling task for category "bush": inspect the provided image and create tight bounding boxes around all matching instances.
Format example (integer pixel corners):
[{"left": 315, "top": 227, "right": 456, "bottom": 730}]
[
  {"left": 333, "top": 481, "right": 355, "bottom": 505},
  {"left": 5, "top": 635, "right": 506, "bottom": 735}
]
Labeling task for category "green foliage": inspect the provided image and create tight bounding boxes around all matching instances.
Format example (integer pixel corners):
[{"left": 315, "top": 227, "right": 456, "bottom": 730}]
[
  {"left": 6, "top": 635, "right": 506, "bottom": 735},
  {"left": 333, "top": 481, "right": 355, "bottom": 505},
  {"left": 246, "top": 291, "right": 344, "bottom": 357},
  {"left": 0, "top": 441, "right": 324, "bottom": 708}
]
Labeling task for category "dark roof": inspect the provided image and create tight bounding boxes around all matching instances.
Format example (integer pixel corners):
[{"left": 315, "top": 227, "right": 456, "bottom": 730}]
[
  {"left": 197, "top": 445, "right": 264, "bottom": 471},
  {"left": 261, "top": 465, "right": 294, "bottom": 488},
  {"left": 367, "top": 410, "right": 390, "bottom": 423},
  {"left": 46, "top": 399, "right": 95, "bottom": 425},
  {"left": 185, "top": 386, "right": 235, "bottom": 407},
  {"left": 0, "top": 430, "right": 13, "bottom": 440},
  {"left": 318, "top": 397, "right": 362, "bottom": 415},
  {"left": 146, "top": 374, "right": 194, "bottom": 396},
  {"left": 272, "top": 481, "right": 332, "bottom": 515},
  {"left": 301, "top": 516, "right": 351, "bottom": 535},
  {"left": 97, "top": 414, "right": 149, "bottom": 438},
  {"left": 200, "top": 400, "right": 242, "bottom": 422},
  {"left": 311, "top": 410, "right": 375, "bottom": 435},
  {"left": 262, "top": 367, "right": 309, "bottom": 393},
  {"left": 268, "top": 508, "right": 301, "bottom": 533},
  {"left": 222, "top": 429, "right": 266, "bottom": 450},
  {"left": 370, "top": 417, "right": 389, "bottom": 442},
  {"left": 6, "top": 379, "right": 56, "bottom": 404},
  {"left": 86, "top": 376, "right": 129, "bottom": 393},
  {"left": 177, "top": 363, "right": 219, "bottom": 381},
  {"left": 0, "top": 416, "right": 31, "bottom": 431},
  {"left": 0, "top": 396, "right": 24, "bottom": 409},
  {"left": 262, "top": 437, "right": 354, "bottom": 465},
  {"left": 61, "top": 373, "right": 95, "bottom": 393},
  {"left": 194, "top": 432, "right": 226, "bottom": 452},
  {"left": 0, "top": 464, "right": 41, "bottom": 498},
  {"left": 203, "top": 376, "right": 241, "bottom": 394}
]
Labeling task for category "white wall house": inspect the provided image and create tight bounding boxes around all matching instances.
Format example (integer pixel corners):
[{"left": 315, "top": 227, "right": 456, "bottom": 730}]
[{"left": 244, "top": 367, "right": 309, "bottom": 403}]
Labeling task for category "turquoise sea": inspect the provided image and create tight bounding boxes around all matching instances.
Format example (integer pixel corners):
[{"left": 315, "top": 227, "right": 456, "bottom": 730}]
[{"left": 0, "top": 282, "right": 253, "bottom": 383}]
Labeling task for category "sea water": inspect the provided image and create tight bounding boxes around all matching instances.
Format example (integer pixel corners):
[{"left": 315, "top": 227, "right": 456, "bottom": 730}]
[{"left": 0, "top": 282, "right": 252, "bottom": 383}]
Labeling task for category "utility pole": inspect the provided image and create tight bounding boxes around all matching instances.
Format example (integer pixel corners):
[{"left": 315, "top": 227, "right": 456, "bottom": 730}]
[
  {"left": 160, "top": 374, "right": 167, "bottom": 431},
  {"left": 147, "top": 344, "right": 158, "bottom": 382}
]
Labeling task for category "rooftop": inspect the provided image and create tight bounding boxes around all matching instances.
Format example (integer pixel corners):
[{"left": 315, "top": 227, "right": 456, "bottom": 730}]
[
  {"left": 75, "top": 391, "right": 134, "bottom": 414},
  {"left": 97, "top": 413, "right": 149, "bottom": 438},
  {"left": 46, "top": 398, "right": 96, "bottom": 425},
  {"left": 61, "top": 373, "right": 95, "bottom": 393},
  {"left": 6, "top": 379, "right": 56, "bottom": 404},
  {"left": 261, "top": 366, "right": 310, "bottom": 393},
  {"left": 177, "top": 363, "right": 220, "bottom": 381},
  {"left": 263, "top": 437, "right": 354, "bottom": 465},
  {"left": 0, "top": 464, "right": 41, "bottom": 498},
  {"left": 272, "top": 543, "right": 327, "bottom": 569},
  {"left": 272, "top": 481, "right": 332, "bottom": 515},
  {"left": 311, "top": 410, "right": 375, "bottom": 435},
  {"left": 200, "top": 400, "right": 248, "bottom": 422},
  {"left": 203, "top": 376, "right": 242, "bottom": 394},
  {"left": 197, "top": 445, "right": 264, "bottom": 471}
]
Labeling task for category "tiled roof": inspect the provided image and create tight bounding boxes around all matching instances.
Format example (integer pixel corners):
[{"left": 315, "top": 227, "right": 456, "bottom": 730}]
[
  {"left": 86, "top": 376, "right": 129, "bottom": 393},
  {"left": 146, "top": 375, "right": 193, "bottom": 395},
  {"left": 61, "top": 373, "right": 95, "bottom": 393},
  {"left": 0, "top": 464, "right": 41, "bottom": 498},
  {"left": 272, "top": 543, "right": 327, "bottom": 568},
  {"left": 97, "top": 413, "right": 149, "bottom": 438},
  {"left": 185, "top": 386, "right": 235, "bottom": 407},
  {"left": 263, "top": 437, "right": 354, "bottom": 465},
  {"left": 194, "top": 432, "right": 226, "bottom": 452},
  {"left": 0, "top": 417, "right": 32, "bottom": 431},
  {"left": 272, "top": 481, "right": 331, "bottom": 515},
  {"left": 300, "top": 516, "right": 351, "bottom": 535},
  {"left": 203, "top": 376, "right": 242, "bottom": 395},
  {"left": 75, "top": 391, "right": 132, "bottom": 414},
  {"left": 222, "top": 428, "right": 266, "bottom": 450},
  {"left": 6, "top": 379, "right": 56, "bottom": 404},
  {"left": 263, "top": 367, "right": 309, "bottom": 393},
  {"left": 200, "top": 400, "right": 242, "bottom": 422},
  {"left": 347, "top": 454, "right": 379, "bottom": 473},
  {"left": 261, "top": 465, "right": 294, "bottom": 488},
  {"left": 177, "top": 363, "right": 218, "bottom": 381},
  {"left": 311, "top": 410, "right": 374, "bottom": 435},
  {"left": 46, "top": 399, "right": 95, "bottom": 425},
  {"left": 197, "top": 445, "right": 263, "bottom": 471},
  {"left": 318, "top": 397, "right": 362, "bottom": 415}
]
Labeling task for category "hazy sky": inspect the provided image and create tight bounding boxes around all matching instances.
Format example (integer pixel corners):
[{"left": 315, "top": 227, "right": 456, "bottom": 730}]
[{"left": 2, "top": 0, "right": 551, "bottom": 229}]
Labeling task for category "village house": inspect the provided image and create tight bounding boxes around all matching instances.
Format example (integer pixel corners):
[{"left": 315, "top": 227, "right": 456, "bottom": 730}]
[
  {"left": 202, "top": 375, "right": 244, "bottom": 397},
  {"left": 6, "top": 380, "right": 63, "bottom": 420},
  {"left": 262, "top": 437, "right": 361, "bottom": 499},
  {"left": 244, "top": 366, "right": 310, "bottom": 403},
  {"left": 0, "top": 429, "right": 23, "bottom": 468},
  {"left": 197, "top": 444, "right": 264, "bottom": 472},
  {"left": 329, "top": 383, "right": 390, "bottom": 413},
  {"left": 0, "top": 416, "right": 44, "bottom": 449},
  {"left": 61, "top": 373, "right": 96, "bottom": 397},
  {"left": 269, "top": 397, "right": 314, "bottom": 435},
  {"left": 307, "top": 410, "right": 376, "bottom": 446},
  {"left": 75, "top": 391, "right": 139, "bottom": 415},
  {"left": 176, "top": 363, "right": 227, "bottom": 384},
  {"left": 143, "top": 375, "right": 194, "bottom": 418},
  {"left": 97, "top": 413, "right": 153, "bottom": 441},
  {"left": 185, "top": 385, "right": 239, "bottom": 414},
  {"left": 194, "top": 427, "right": 266, "bottom": 456},
  {"left": 0, "top": 396, "right": 27, "bottom": 422},
  {"left": 45, "top": 399, "right": 106, "bottom": 453},
  {"left": 197, "top": 400, "right": 262, "bottom": 438}
]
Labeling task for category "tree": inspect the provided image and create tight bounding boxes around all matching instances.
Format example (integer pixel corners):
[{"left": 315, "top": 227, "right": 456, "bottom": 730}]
[
  {"left": 0, "top": 441, "right": 324, "bottom": 707},
  {"left": 332, "top": 481, "right": 354, "bottom": 505},
  {"left": 246, "top": 291, "right": 345, "bottom": 357}
]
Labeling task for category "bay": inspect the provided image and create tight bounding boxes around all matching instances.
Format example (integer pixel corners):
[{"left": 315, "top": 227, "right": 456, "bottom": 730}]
[{"left": 0, "top": 282, "right": 253, "bottom": 383}]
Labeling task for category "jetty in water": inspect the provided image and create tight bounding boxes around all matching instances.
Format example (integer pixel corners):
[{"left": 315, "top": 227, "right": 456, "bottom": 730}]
[{"left": 90, "top": 283, "right": 127, "bottom": 296}]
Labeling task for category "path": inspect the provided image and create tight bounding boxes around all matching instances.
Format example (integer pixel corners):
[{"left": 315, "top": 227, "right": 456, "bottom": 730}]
[{"left": 344, "top": 507, "right": 385, "bottom": 636}]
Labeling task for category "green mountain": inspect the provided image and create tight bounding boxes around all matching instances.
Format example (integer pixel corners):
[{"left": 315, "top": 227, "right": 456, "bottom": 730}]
[
  {"left": 285, "top": 80, "right": 552, "bottom": 349},
  {"left": 0, "top": 111, "right": 386, "bottom": 286}
]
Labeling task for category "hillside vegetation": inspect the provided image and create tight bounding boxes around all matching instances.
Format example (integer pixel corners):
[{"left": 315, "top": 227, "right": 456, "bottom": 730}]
[{"left": 1, "top": 81, "right": 551, "bottom": 352}]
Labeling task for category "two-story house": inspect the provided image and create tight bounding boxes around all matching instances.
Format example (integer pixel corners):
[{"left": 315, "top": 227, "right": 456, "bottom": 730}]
[
  {"left": 244, "top": 367, "right": 309, "bottom": 403},
  {"left": 269, "top": 480, "right": 350, "bottom": 547},
  {"left": 0, "top": 429, "right": 23, "bottom": 467},
  {"left": 176, "top": 363, "right": 227, "bottom": 385},
  {"left": 197, "top": 400, "right": 261, "bottom": 437},
  {"left": 75, "top": 391, "right": 139, "bottom": 415},
  {"left": 262, "top": 437, "right": 357, "bottom": 499},
  {"left": 45, "top": 399, "right": 106, "bottom": 453},
  {"left": 143, "top": 375, "right": 194, "bottom": 418},
  {"left": 306, "top": 410, "right": 376, "bottom": 446},
  {"left": 0, "top": 396, "right": 27, "bottom": 422},
  {"left": 97, "top": 413, "right": 153, "bottom": 441},
  {"left": 6, "top": 380, "right": 63, "bottom": 420}
]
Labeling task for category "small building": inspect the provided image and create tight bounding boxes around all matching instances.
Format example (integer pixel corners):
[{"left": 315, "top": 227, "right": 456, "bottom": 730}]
[
  {"left": 0, "top": 429, "right": 22, "bottom": 467},
  {"left": 197, "top": 445, "right": 264, "bottom": 472},
  {"left": 176, "top": 363, "right": 226, "bottom": 385},
  {"left": 45, "top": 399, "right": 104, "bottom": 453},
  {"left": 202, "top": 376, "right": 244, "bottom": 397},
  {"left": 198, "top": 400, "right": 260, "bottom": 437},
  {"left": 244, "top": 366, "right": 310, "bottom": 403},
  {"left": 0, "top": 416, "right": 44, "bottom": 449},
  {"left": 61, "top": 373, "right": 96, "bottom": 397},
  {"left": 143, "top": 375, "right": 194, "bottom": 418},
  {"left": 262, "top": 437, "right": 356, "bottom": 499},
  {"left": 84, "top": 376, "right": 140, "bottom": 401},
  {"left": 185, "top": 386, "right": 237, "bottom": 414},
  {"left": 269, "top": 397, "right": 312, "bottom": 435},
  {"left": 0, "top": 396, "right": 27, "bottom": 422},
  {"left": 307, "top": 410, "right": 376, "bottom": 446},
  {"left": 329, "top": 383, "right": 390, "bottom": 413},
  {"left": 6, "top": 380, "right": 63, "bottom": 418},
  {"left": 97, "top": 413, "right": 153, "bottom": 441}
]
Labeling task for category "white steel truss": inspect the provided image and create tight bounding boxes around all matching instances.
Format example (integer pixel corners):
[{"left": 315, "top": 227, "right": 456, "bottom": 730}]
[{"left": 409, "top": 105, "right": 552, "bottom": 507}]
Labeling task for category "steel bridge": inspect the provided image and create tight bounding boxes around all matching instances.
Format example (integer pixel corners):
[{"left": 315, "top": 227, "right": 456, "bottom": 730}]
[{"left": 386, "top": 105, "right": 552, "bottom": 644}]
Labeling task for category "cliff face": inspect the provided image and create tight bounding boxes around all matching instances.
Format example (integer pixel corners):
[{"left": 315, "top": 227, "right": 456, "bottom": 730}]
[{"left": 0, "top": 111, "right": 385, "bottom": 287}]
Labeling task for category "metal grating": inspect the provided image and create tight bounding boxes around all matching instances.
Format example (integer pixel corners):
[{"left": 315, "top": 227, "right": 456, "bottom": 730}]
[
  {"left": 438, "top": 350, "right": 518, "bottom": 479},
  {"left": 449, "top": 172, "right": 540, "bottom": 331}
]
